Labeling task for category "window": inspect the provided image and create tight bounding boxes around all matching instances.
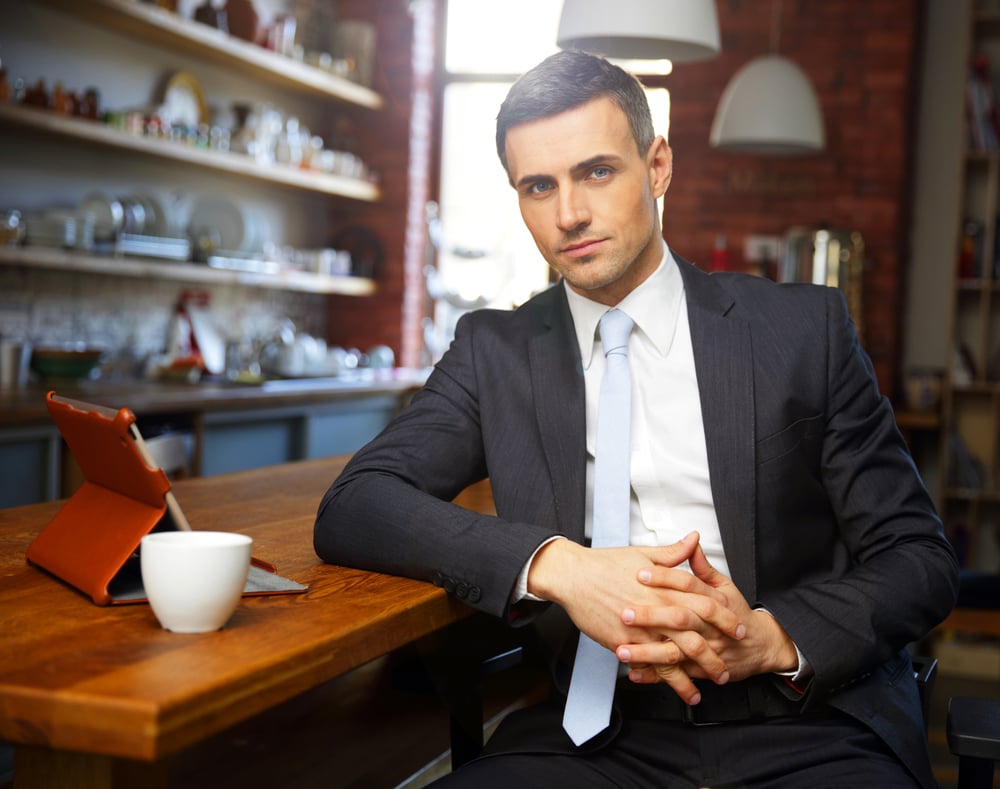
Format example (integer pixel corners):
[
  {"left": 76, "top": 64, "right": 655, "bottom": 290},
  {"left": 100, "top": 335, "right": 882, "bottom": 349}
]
[{"left": 427, "top": 1, "right": 671, "bottom": 357}]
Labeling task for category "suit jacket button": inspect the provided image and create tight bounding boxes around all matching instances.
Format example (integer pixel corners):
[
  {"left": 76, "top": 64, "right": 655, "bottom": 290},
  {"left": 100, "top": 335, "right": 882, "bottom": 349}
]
[
  {"left": 456, "top": 582, "right": 468, "bottom": 599},
  {"left": 444, "top": 577, "right": 456, "bottom": 594},
  {"left": 468, "top": 586, "right": 481, "bottom": 603},
  {"left": 432, "top": 571, "right": 444, "bottom": 587}
]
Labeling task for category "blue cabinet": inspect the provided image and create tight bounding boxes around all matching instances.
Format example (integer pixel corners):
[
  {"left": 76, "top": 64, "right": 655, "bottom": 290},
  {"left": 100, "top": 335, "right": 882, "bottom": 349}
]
[
  {"left": 198, "top": 395, "right": 401, "bottom": 476},
  {"left": 302, "top": 394, "right": 400, "bottom": 459},
  {"left": 0, "top": 424, "right": 60, "bottom": 508},
  {"left": 200, "top": 410, "right": 303, "bottom": 476},
  {"left": 0, "top": 388, "right": 412, "bottom": 505}
]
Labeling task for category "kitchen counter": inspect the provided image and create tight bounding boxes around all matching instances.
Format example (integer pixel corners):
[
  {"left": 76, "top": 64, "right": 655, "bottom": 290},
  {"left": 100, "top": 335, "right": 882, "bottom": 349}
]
[
  {"left": 0, "top": 368, "right": 431, "bottom": 507},
  {"left": 0, "top": 368, "right": 430, "bottom": 428}
]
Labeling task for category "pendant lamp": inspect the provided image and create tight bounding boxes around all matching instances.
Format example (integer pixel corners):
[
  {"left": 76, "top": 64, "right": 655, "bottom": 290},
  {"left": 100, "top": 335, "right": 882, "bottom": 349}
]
[
  {"left": 709, "top": 0, "right": 824, "bottom": 154},
  {"left": 556, "top": 0, "right": 720, "bottom": 63}
]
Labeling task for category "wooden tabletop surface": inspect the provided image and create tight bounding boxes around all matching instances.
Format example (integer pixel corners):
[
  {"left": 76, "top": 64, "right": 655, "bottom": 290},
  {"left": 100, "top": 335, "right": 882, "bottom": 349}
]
[{"left": 0, "top": 455, "right": 492, "bottom": 765}]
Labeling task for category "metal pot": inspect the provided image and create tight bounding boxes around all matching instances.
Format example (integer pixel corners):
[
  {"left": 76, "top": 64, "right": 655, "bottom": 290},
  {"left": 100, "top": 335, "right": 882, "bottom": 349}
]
[{"left": 780, "top": 227, "right": 865, "bottom": 342}]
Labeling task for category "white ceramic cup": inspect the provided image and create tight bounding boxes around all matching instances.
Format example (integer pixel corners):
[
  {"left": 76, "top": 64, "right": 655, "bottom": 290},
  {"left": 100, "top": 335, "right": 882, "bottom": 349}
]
[{"left": 140, "top": 531, "right": 252, "bottom": 633}]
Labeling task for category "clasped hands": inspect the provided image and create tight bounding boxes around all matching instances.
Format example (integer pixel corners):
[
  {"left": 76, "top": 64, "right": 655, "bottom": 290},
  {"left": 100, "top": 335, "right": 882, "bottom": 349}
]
[{"left": 527, "top": 531, "right": 798, "bottom": 706}]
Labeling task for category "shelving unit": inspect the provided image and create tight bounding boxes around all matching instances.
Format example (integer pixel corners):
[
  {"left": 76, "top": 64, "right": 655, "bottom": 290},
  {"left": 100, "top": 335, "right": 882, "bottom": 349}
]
[
  {"left": 34, "top": 0, "right": 383, "bottom": 109},
  {"left": 4, "top": 0, "right": 384, "bottom": 296},
  {"left": 940, "top": 6, "right": 1000, "bottom": 571},
  {"left": 0, "top": 105, "right": 380, "bottom": 201},
  {"left": 0, "top": 245, "right": 375, "bottom": 296}
]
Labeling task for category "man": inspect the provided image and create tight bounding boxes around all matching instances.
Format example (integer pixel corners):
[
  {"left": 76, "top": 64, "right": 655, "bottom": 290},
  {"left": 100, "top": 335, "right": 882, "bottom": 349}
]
[{"left": 314, "top": 50, "right": 958, "bottom": 788}]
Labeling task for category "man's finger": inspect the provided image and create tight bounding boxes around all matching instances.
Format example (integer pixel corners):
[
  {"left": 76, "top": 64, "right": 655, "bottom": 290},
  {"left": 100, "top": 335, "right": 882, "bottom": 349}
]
[
  {"left": 689, "top": 542, "right": 727, "bottom": 588},
  {"left": 642, "top": 531, "right": 701, "bottom": 568},
  {"left": 626, "top": 663, "right": 703, "bottom": 705},
  {"left": 624, "top": 595, "right": 744, "bottom": 642},
  {"left": 619, "top": 636, "right": 730, "bottom": 685}
]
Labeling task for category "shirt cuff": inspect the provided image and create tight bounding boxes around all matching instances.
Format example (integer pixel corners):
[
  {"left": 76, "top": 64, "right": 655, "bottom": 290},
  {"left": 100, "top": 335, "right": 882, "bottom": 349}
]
[
  {"left": 754, "top": 606, "right": 813, "bottom": 683},
  {"left": 512, "top": 536, "right": 566, "bottom": 603}
]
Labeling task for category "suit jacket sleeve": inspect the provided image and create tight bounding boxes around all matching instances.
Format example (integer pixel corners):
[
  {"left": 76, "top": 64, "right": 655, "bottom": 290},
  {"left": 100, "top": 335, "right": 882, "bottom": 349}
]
[
  {"left": 313, "top": 301, "right": 573, "bottom": 622},
  {"left": 741, "top": 283, "right": 959, "bottom": 697}
]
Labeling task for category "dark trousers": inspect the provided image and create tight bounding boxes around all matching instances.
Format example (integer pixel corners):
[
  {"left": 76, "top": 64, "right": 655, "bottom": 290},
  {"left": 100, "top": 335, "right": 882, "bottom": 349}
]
[{"left": 430, "top": 701, "right": 922, "bottom": 789}]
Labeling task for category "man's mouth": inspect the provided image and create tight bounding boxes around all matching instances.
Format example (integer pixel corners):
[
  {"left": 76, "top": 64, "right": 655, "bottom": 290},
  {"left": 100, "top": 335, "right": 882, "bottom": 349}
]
[{"left": 562, "top": 238, "right": 605, "bottom": 258}]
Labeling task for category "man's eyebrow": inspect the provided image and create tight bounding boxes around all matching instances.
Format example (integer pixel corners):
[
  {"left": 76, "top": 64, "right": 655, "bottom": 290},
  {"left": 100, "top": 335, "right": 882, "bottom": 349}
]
[
  {"left": 514, "top": 172, "right": 548, "bottom": 190},
  {"left": 514, "top": 153, "right": 624, "bottom": 190},
  {"left": 572, "top": 153, "right": 622, "bottom": 174}
]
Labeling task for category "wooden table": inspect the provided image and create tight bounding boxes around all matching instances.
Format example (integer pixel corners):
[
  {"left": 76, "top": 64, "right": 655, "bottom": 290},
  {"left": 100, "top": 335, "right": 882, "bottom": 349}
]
[{"left": 0, "top": 456, "right": 493, "bottom": 788}]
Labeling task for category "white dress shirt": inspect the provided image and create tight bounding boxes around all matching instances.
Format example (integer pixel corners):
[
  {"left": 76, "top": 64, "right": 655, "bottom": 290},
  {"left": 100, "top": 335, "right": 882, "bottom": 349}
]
[
  {"left": 565, "top": 244, "right": 730, "bottom": 579},
  {"left": 514, "top": 243, "right": 727, "bottom": 595},
  {"left": 513, "top": 243, "right": 810, "bottom": 681}
]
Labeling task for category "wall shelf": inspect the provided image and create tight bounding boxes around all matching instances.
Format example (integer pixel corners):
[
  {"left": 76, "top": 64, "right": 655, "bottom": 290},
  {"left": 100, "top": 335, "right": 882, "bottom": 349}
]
[
  {"left": 895, "top": 408, "right": 941, "bottom": 432},
  {"left": 35, "top": 0, "right": 383, "bottom": 109},
  {"left": 945, "top": 487, "right": 1000, "bottom": 503},
  {"left": 0, "top": 245, "right": 376, "bottom": 296},
  {"left": 0, "top": 105, "right": 380, "bottom": 201}
]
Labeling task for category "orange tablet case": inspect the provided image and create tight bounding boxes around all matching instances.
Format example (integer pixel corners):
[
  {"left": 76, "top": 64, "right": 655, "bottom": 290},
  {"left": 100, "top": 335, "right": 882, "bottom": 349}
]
[{"left": 26, "top": 392, "right": 306, "bottom": 605}]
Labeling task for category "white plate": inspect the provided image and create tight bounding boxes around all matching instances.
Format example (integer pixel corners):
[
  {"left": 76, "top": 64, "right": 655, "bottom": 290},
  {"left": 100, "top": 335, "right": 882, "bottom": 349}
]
[
  {"left": 161, "top": 71, "right": 207, "bottom": 128},
  {"left": 133, "top": 194, "right": 167, "bottom": 237},
  {"left": 78, "top": 192, "right": 123, "bottom": 240},
  {"left": 241, "top": 207, "right": 272, "bottom": 254},
  {"left": 187, "top": 196, "right": 246, "bottom": 252}
]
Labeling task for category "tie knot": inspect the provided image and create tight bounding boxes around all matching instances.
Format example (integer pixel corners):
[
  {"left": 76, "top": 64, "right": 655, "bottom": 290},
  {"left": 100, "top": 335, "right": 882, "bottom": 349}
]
[{"left": 599, "top": 309, "right": 633, "bottom": 358}]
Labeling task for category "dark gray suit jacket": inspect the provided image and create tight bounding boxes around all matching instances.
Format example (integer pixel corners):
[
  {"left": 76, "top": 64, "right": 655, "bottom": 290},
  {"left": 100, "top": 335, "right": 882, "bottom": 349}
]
[{"left": 315, "top": 256, "right": 958, "bottom": 787}]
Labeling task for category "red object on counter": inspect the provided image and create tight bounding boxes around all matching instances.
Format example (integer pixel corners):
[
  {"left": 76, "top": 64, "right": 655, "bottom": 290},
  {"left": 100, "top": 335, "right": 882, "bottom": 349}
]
[{"left": 709, "top": 233, "right": 731, "bottom": 272}]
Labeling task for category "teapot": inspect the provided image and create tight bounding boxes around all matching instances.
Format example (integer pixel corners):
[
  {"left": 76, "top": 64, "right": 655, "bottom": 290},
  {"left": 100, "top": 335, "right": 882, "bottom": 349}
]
[{"left": 259, "top": 326, "right": 329, "bottom": 378}]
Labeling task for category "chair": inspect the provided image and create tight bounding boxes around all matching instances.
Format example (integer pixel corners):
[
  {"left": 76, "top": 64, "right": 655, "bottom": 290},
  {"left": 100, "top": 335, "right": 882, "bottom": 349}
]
[
  {"left": 445, "top": 641, "right": 527, "bottom": 767},
  {"left": 930, "top": 570, "right": 1000, "bottom": 787},
  {"left": 441, "top": 648, "right": 1000, "bottom": 785},
  {"left": 141, "top": 430, "right": 193, "bottom": 479},
  {"left": 947, "top": 696, "right": 1000, "bottom": 789},
  {"left": 391, "top": 616, "right": 544, "bottom": 768},
  {"left": 913, "top": 654, "right": 938, "bottom": 729},
  {"left": 912, "top": 656, "right": 1000, "bottom": 787}
]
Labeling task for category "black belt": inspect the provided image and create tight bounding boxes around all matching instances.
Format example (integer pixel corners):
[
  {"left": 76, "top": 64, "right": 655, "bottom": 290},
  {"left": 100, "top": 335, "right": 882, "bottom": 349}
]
[{"left": 615, "top": 675, "right": 803, "bottom": 726}]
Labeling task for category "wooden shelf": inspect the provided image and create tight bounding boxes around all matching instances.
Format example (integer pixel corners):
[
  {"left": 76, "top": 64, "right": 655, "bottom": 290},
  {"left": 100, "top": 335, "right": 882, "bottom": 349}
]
[
  {"left": 950, "top": 382, "right": 1000, "bottom": 395},
  {"left": 939, "top": 607, "right": 1000, "bottom": 638},
  {"left": 966, "top": 149, "right": 998, "bottom": 164},
  {"left": 0, "top": 245, "right": 376, "bottom": 296},
  {"left": 34, "top": 0, "right": 383, "bottom": 109},
  {"left": 0, "top": 105, "right": 380, "bottom": 201},
  {"left": 895, "top": 408, "right": 942, "bottom": 431},
  {"left": 945, "top": 487, "right": 1000, "bottom": 503},
  {"left": 955, "top": 278, "right": 1000, "bottom": 291},
  {"left": 975, "top": 9, "right": 1000, "bottom": 38}
]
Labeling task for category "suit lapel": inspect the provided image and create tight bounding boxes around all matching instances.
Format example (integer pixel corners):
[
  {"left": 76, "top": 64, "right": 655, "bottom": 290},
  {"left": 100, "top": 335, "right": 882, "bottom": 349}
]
[
  {"left": 521, "top": 269, "right": 758, "bottom": 591},
  {"left": 528, "top": 285, "right": 587, "bottom": 542},
  {"left": 678, "top": 260, "right": 758, "bottom": 597}
]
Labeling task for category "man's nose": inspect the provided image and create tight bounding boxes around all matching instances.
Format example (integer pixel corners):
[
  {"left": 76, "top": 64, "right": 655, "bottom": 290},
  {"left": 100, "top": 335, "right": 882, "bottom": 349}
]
[{"left": 556, "top": 186, "right": 590, "bottom": 232}]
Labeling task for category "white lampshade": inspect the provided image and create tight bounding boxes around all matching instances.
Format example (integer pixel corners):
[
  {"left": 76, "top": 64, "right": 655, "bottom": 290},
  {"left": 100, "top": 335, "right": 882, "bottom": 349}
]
[
  {"left": 557, "top": 0, "right": 720, "bottom": 62},
  {"left": 710, "top": 55, "right": 825, "bottom": 154}
]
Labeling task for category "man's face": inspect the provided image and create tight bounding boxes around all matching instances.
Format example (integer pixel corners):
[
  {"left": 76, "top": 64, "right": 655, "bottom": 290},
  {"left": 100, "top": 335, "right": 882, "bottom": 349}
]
[{"left": 504, "top": 97, "right": 672, "bottom": 306}]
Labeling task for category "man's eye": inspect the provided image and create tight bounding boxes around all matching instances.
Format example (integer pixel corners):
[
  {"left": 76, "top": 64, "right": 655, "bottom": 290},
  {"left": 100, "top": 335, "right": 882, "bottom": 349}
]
[
  {"left": 590, "top": 166, "right": 612, "bottom": 179},
  {"left": 527, "top": 181, "right": 552, "bottom": 195}
]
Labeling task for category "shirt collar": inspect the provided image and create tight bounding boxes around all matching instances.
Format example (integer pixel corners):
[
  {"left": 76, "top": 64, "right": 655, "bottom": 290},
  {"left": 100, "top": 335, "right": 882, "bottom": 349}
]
[{"left": 565, "top": 241, "right": 684, "bottom": 367}]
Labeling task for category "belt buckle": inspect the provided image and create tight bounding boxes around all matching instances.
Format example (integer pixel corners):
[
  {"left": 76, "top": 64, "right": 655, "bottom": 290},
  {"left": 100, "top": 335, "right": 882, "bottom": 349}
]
[{"left": 683, "top": 700, "right": 724, "bottom": 727}]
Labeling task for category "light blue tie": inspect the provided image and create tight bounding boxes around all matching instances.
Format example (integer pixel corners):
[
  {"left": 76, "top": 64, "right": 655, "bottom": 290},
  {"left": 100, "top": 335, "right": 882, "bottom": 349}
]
[{"left": 562, "top": 308, "right": 634, "bottom": 746}]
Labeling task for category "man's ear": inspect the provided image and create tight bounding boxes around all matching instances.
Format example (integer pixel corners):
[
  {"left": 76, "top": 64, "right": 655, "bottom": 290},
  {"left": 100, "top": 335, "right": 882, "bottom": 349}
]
[{"left": 648, "top": 136, "right": 673, "bottom": 198}]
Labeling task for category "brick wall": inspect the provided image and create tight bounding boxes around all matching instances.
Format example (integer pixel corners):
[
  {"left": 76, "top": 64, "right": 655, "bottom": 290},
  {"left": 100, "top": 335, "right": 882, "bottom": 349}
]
[
  {"left": 658, "top": 0, "right": 922, "bottom": 398},
  {"left": 334, "top": 0, "right": 921, "bottom": 395},
  {"left": 324, "top": 0, "right": 432, "bottom": 369}
]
